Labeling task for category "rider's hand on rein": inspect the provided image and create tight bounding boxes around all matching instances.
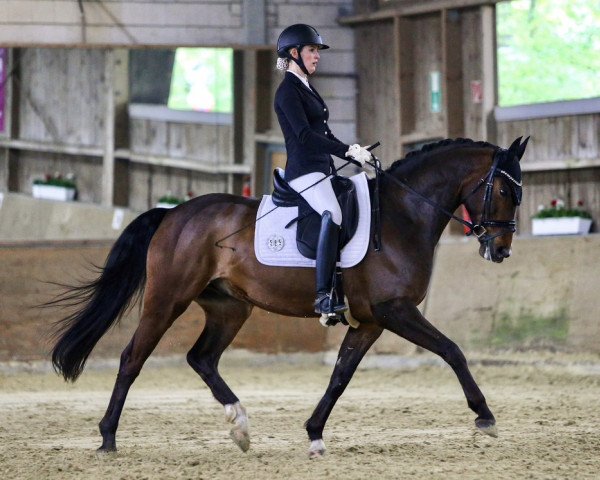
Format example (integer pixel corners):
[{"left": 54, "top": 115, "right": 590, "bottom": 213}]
[{"left": 345, "top": 144, "right": 372, "bottom": 166}]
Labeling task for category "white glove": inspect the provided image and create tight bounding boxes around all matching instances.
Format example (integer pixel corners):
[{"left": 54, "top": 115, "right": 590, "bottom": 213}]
[{"left": 345, "top": 144, "right": 371, "bottom": 166}]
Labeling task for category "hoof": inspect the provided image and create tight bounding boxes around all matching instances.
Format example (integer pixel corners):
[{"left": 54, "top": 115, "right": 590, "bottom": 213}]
[
  {"left": 308, "top": 439, "right": 326, "bottom": 459},
  {"left": 475, "top": 418, "right": 498, "bottom": 438},
  {"left": 230, "top": 426, "right": 250, "bottom": 452},
  {"left": 224, "top": 402, "right": 250, "bottom": 452},
  {"left": 96, "top": 445, "right": 117, "bottom": 455}
]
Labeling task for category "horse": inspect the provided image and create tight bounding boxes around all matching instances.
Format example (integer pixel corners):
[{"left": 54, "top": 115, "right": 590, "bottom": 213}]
[{"left": 49, "top": 136, "right": 529, "bottom": 458}]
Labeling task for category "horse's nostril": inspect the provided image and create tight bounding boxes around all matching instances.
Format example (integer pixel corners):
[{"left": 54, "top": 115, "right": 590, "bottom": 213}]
[{"left": 498, "top": 246, "right": 511, "bottom": 258}]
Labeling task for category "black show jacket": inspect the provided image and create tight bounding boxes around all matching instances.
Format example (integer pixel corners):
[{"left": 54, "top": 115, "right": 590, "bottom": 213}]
[{"left": 274, "top": 72, "right": 350, "bottom": 181}]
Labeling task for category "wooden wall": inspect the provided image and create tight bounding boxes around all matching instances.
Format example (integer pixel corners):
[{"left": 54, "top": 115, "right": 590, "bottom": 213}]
[
  {"left": 355, "top": 20, "right": 401, "bottom": 163},
  {"left": 1, "top": 48, "right": 237, "bottom": 210},
  {"left": 498, "top": 114, "right": 600, "bottom": 234},
  {"left": 17, "top": 49, "right": 107, "bottom": 147},
  {"left": 0, "top": 0, "right": 245, "bottom": 47},
  {"left": 1, "top": 0, "right": 359, "bottom": 207},
  {"left": 129, "top": 119, "right": 233, "bottom": 162},
  {"left": 345, "top": 2, "right": 599, "bottom": 235},
  {"left": 348, "top": 7, "right": 494, "bottom": 165},
  {"left": 0, "top": 240, "right": 328, "bottom": 362}
]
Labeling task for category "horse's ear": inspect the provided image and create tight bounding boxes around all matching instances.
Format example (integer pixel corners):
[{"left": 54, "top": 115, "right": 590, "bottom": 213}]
[
  {"left": 508, "top": 136, "right": 523, "bottom": 154},
  {"left": 516, "top": 136, "right": 530, "bottom": 161}
]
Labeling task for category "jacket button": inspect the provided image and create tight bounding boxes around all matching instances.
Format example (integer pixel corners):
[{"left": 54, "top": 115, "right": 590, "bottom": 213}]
[
  {"left": 323, "top": 120, "right": 326, "bottom": 123},
  {"left": 324, "top": 108, "right": 327, "bottom": 111}
]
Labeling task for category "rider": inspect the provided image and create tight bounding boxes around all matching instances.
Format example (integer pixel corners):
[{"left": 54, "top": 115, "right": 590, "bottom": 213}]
[{"left": 274, "top": 23, "right": 371, "bottom": 319}]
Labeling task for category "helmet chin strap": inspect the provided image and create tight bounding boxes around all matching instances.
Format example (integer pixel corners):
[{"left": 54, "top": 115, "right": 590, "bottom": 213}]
[
  {"left": 289, "top": 47, "right": 310, "bottom": 76},
  {"left": 291, "top": 57, "right": 309, "bottom": 75}
]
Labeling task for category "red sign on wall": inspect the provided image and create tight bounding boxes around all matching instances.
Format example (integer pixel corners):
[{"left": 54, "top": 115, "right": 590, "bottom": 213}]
[
  {"left": 470, "top": 80, "right": 483, "bottom": 104},
  {"left": 0, "top": 49, "right": 6, "bottom": 133}
]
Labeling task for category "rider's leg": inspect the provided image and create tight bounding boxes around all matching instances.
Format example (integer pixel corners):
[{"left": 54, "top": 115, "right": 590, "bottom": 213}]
[
  {"left": 289, "top": 173, "right": 345, "bottom": 316},
  {"left": 288, "top": 173, "right": 342, "bottom": 225},
  {"left": 313, "top": 210, "right": 345, "bottom": 315}
]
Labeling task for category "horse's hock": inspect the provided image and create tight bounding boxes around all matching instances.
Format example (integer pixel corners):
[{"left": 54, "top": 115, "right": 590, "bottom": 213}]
[{"left": 1, "top": 234, "right": 599, "bottom": 362}]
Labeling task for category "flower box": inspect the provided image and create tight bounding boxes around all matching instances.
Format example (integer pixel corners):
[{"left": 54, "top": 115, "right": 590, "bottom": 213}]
[
  {"left": 156, "top": 202, "right": 179, "bottom": 209},
  {"left": 532, "top": 217, "right": 592, "bottom": 236},
  {"left": 32, "top": 184, "right": 76, "bottom": 202}
]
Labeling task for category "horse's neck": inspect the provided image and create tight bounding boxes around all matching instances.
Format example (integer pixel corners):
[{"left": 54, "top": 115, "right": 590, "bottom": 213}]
[{"left": 385, "top": 149, "right": 490, "bottom": 240}]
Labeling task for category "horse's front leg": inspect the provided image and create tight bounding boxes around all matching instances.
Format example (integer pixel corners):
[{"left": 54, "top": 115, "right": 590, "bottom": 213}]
[
  {"left": 305, "top": 323, "right": 383, "bottom": 458},
  {"left": 373, "top": 297, "right": 497, "bottom": 437}
]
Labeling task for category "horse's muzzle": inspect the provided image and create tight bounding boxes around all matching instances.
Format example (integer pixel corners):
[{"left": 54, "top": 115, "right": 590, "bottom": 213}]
[{"left": 480, "top": 242, "right": 512, "bottom": 263}]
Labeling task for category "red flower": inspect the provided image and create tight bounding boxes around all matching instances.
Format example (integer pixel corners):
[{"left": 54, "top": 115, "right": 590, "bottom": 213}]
[
  {"left": 577, "top": 200, "right": 584, "bottom": 207},
  {"left": 551, "top": 199, "right": 558, "bottom": 207}
]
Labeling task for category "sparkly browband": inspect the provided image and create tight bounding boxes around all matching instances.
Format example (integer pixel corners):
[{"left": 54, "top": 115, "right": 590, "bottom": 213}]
[{"left": 498, "top": 169, "right": 522, "bottom": 187}]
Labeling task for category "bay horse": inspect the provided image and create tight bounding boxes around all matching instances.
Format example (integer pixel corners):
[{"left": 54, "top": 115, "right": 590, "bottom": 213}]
[{"left": 50, "top": 136, "right": 528, "bottom": 458}]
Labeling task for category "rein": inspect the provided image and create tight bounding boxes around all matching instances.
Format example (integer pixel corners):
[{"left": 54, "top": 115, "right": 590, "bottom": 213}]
[
  {"left": 365, "top": 147, "right": 519, "bottom": 245},
  {"left": 215, "top": 142, "right": 518, "bottom": 252}
]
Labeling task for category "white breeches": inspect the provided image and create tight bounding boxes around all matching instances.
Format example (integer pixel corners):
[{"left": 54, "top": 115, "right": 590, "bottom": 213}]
[{"left": 289, "top": 172, "right": 342, "bottom": 226}]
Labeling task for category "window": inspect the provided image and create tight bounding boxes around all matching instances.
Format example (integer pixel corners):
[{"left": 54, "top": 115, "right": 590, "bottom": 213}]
[
  {"left": 497, "top": 0, "right": 600, "bottom": 107},
  {"left": 168, "top": 48, "right": 233, "bottom": 113}
]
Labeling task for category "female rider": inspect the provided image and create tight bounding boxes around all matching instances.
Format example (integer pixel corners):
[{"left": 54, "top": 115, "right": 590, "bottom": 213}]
[{"left": 274, "top": 24, "right": 371, "bottom": 319}]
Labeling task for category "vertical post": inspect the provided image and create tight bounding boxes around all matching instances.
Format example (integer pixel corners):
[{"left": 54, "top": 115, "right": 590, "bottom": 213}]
[
  {"left": 233, "top": 49, "right": 257, "bottom": 195},
  {"left": 393, "top": 17, "right": 402, "bottom": 146},
  {"left": 481, "top": 5, "right": 497, "bottom": 142},
  {"left": 242, "top": 51, "right": 256, "bottom": 168},
  {"left": 443, "top": 9, "right": 464, "bottom": 138},
  {"left": 0, "top": 48, "right": 12, "bottom": 192},
  {"left": 102, "top": 49, "right": 115, "bottom": 207},
  {"left": 243, "top": 0, "right": 266, "bottom": 45},
  {"left": 4, "top": 49, "right": 20, "bottom": 193}
]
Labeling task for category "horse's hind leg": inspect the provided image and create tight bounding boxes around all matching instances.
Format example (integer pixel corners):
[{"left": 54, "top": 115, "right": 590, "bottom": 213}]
[
  {"left": 305, "top": 323, "right": 383, "bottom": 458},
  {"left": 98, "top": 297, "right": 192, "bottom": 452},
  {"left": 373, "top": 297, "right": 497, "bottom": 437},
  {"left": 187, "top": 292, "right": 253, "bottom": 452}
]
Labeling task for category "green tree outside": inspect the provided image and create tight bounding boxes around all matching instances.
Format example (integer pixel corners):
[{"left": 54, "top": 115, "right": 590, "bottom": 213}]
[
  {"left": 497, "top": 0, "right": 600, "bottom": 106},
  {"left": 168, "top": 48, "right": 233, "bottom": 113}
]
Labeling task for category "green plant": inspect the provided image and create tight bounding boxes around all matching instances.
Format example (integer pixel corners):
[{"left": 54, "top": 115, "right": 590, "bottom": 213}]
[
  {"left": 157, "top": 195, "right": 184, "bottom": 205},
  {"left": 533, "top": 198, "right": 592, "bottom": 219},
  {"left": 488, "top": 310, "right": 569, "bottom": 347},
  {"left": 157, "top": 191, "right": 194, "bottom": 205},
  {"left": 33, "top": 173, "right": 76, "bottom": 189}
]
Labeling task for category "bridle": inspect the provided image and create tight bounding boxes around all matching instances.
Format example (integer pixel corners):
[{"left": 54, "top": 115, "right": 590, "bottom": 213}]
[{"left": 458, "top": 148, "right": 522, "bottom": 244}]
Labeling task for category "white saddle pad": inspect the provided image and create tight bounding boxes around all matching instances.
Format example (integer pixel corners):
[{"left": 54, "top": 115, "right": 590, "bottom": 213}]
[{"left": 254, "top": 172, "right": 371, "bottom": 268}]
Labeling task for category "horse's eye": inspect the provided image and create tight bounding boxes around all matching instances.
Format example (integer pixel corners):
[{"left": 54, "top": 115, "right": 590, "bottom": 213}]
[{"left": 500, "top": 187, "right": 508, "bottom": 197}]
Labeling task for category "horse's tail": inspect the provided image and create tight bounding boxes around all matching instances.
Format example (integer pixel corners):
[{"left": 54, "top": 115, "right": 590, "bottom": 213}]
[{"left": 50, "top": 208, "right": 169, "bottom": 382}]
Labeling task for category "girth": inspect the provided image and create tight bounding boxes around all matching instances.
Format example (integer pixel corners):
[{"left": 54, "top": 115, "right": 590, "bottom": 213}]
[{"left": 271, "top": 169, "right": 359, "bottom": 259}]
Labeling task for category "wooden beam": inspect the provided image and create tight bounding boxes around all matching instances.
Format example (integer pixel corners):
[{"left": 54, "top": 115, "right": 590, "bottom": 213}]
[
  {"left": 393, "top": 17, "right": 403, "bottom": 141},
  {"left": 339, "top": 0, "right": 503, "bottom": 25},
  {"left": 442, "top": 9, "right": 464, "bottom": 138},
  {"left": 480, "top": 5, "right": 497, "bottom": 142},
  {"left": 0, "top": 138, "right": 103, "bottom": 157},
  {"left": 121, "top": 150, "right": 252, "bottom": 175},
  {"left": 101, "top": 49, "right": 115, "bottom": 207},
  {"left": 521, "top": 158, "right": 600, "bottom": 173}
]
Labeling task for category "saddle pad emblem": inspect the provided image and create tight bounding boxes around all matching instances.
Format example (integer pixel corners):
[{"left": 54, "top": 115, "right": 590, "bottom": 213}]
[
  {"left": 267, "top": 234, "right": 285, "bottom": 252},
  {"left": 254, "top": 172, "right": 371, "bottom": 268}
]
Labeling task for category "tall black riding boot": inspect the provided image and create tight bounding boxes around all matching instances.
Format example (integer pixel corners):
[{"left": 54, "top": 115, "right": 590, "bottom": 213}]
[{"left": 314, "top": 211, "right": 347, "bottom": 316}]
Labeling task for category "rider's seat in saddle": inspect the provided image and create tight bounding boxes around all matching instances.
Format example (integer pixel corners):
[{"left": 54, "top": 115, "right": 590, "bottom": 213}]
[{"left": 270, "top": 168, "right": 360, "bottom": 259}]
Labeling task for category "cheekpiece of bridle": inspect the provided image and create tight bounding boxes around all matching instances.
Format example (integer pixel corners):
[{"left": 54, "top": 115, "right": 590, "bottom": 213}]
[{"left": 463, "top": 148, "right": 522, "bottom": 244}]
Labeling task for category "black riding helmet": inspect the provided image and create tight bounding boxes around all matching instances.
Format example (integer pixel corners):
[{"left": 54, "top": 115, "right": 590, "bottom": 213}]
[{"left": 277, "top": 24, "right": 329, "bottom": 75}]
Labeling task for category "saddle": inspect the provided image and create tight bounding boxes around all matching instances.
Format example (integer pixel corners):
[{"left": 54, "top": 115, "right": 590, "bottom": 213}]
[{"left": 270, "top": 169, "right": 359, "bottom": 259}]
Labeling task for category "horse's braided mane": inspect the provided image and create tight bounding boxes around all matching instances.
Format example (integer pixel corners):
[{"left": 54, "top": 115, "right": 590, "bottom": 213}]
[{"left": 387, "top": 137, "right": 499, "bottom": 172}]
